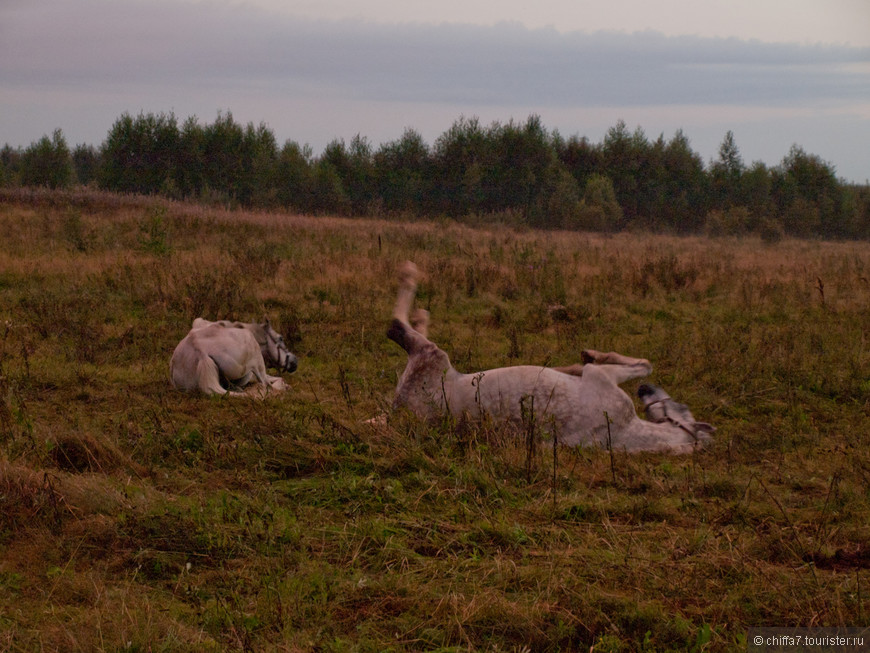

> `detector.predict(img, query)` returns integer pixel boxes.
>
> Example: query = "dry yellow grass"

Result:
[0,189,868,651]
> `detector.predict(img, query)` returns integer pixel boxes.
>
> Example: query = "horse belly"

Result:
[461,368,573,425]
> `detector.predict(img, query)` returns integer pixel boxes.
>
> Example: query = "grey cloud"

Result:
[2,0,868,109]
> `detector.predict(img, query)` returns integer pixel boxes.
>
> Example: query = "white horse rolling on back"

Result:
[387,262,714,453]
[170,317,298,397]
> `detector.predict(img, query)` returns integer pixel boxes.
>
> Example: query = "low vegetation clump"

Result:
[0,189,868,651]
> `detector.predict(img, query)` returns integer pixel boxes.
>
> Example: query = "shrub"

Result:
[704,206,752,237]
[758,217,785,244]
[545,166,582,229]
[575,174,622,232]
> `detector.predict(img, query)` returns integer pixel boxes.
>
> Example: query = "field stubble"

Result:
[0,189,868,652]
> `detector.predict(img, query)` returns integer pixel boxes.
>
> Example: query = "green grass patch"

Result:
[0,191,868,651]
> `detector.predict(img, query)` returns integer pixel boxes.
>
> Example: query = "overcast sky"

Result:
[2,0,869,182]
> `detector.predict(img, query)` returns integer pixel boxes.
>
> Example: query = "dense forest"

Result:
[2,111,868,238]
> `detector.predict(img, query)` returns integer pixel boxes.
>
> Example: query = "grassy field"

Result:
[0,188,868,652]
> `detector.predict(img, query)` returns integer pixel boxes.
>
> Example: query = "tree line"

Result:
[2,111,868,239]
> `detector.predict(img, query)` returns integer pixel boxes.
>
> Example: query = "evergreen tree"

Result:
[601,121,649,222]
[99,112,179,194]
[775,145,842,237]
[374,128,431,214]
[311,156,351,215]
[489,116,558,226]
[241,122,279,206]
[21,129,73,189]
[176,116,206,198]
[432,116,489,217]
[553,133,600,193]
[741,161,773,229]
[3,109,861,238]
[72,144,100,186]
[275,140,316,212]
[201,112,245,202]
[661,130,708,231]
[1,145,22,186]
[711,130,746,208]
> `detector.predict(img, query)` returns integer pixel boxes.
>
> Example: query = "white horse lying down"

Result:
[170,318,298,397]
[386,262,714,453]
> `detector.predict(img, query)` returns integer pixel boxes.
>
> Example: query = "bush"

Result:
[758,217,785,244]
[545,166,582,229]
[575,174,622,232]
[704,206,751,237]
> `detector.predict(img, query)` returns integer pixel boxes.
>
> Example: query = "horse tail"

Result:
[197,355,228,395]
